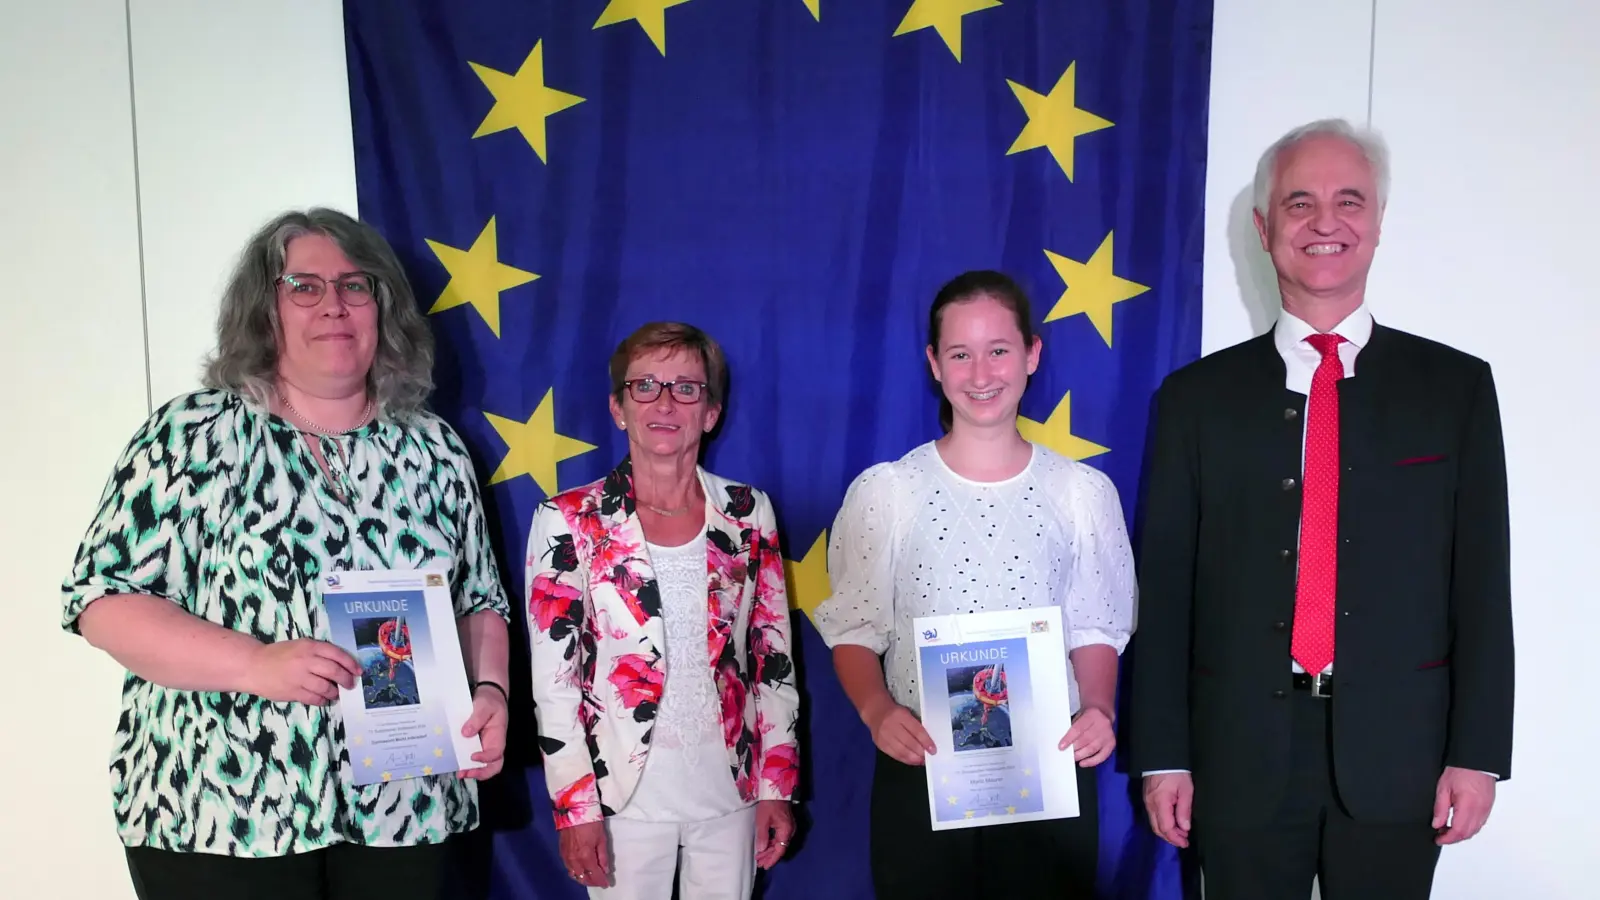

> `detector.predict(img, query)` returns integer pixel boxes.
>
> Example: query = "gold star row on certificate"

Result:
[405,0,1156,620]
[351,731,447,783]
[943,768,1032,818]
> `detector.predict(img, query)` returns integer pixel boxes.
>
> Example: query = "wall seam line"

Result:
[1366,0,1378,126]
[125,0,153,415]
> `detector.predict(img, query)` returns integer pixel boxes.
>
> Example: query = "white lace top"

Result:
[813,441,1137,716]
[616,526,747,822]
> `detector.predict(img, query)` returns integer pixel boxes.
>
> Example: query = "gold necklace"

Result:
[640,501,690,517]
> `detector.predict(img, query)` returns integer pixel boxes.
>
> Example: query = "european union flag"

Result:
[343,1,1211,897]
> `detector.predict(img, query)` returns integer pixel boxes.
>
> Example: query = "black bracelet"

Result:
[472,680,508,702]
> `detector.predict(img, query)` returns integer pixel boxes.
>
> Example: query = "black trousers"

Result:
[869,749,1100,899]
[1194,691,1442,900]
[125,841,451,900]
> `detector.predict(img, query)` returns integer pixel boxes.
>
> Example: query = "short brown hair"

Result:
[608,321,729,407]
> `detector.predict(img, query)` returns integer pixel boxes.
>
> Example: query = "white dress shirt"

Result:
[1276,303,1373,677]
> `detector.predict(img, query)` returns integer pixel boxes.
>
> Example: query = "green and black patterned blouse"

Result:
[61,389,510,857]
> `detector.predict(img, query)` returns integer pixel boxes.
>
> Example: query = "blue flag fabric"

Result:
[343,2,1210,897]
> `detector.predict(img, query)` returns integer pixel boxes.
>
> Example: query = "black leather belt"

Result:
[1292,671,1333,697]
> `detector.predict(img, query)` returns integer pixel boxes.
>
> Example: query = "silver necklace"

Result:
[278,392,375,435]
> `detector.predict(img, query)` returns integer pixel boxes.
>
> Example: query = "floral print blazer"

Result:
[525,459,801,829]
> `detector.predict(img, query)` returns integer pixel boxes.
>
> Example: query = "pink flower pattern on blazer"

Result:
[526,460,801,829]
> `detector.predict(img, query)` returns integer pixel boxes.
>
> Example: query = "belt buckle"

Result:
[1310,671,1332,698]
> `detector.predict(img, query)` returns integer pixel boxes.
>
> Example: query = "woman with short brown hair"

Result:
[527,321,801,898]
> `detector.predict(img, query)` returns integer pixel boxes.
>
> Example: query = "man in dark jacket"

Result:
[1129,117,1513,900]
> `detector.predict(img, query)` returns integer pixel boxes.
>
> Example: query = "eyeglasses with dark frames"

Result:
[621,378,708,404]
[275,272,378,307]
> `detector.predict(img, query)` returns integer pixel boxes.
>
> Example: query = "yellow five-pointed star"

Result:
[1020,788,1030,798]
[469,41,584,163]
[423,766,434,776]
[362,756,373,767]
[484,388,599,496]
[353,736,363,745]
[784,530,831,620]
[893,0,1002,62]
[963,810,975,818]
[425,217,538,338]
[434,748,444,758]
[1043,232,1149,346]
[1007,805,1017,814]
[595,0,694,56]
[802,0,820,19]
[1006,62,1113,181]
[434,727,443,735]
[1019,392,1110,461]
[382,772,392,782]
[947,795,958,805]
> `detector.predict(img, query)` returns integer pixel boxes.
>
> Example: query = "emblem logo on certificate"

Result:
[321,568,481,786]
[913,605,1080,830]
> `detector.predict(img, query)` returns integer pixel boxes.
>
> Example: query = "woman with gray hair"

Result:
[60,208,511,900]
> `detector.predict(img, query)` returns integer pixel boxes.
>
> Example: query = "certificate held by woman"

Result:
[913,605,1081,831]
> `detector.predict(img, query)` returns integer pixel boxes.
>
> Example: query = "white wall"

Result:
[0,2,357,896]
[0,2,149,896]
[130,0,357,405]
[1367,3,1599,896]
[1,1,1590,897]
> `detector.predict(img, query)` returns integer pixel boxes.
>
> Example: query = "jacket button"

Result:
[1272,689,1287,699]
[1273,621,1287,632]
[1280,549,1292,561]
[1284,408,1298,420]
[1282,477,1297,490]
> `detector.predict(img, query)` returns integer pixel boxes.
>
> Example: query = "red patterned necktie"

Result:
[1291,332,1347,675]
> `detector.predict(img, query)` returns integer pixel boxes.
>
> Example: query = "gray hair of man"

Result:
[1252,117,1391,220]
[201,207,435,418]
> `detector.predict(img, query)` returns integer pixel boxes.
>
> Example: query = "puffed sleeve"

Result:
[60,392,224,633]
[525,498,603,829]
[1062,463,1137,653]
[438,422,510,620]
[812,462,900,654]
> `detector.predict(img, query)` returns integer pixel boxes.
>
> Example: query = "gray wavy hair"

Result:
[201,207,435,417]
[1253,118,1391,218]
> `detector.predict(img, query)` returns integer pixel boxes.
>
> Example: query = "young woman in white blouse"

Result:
[812,271,1137,899]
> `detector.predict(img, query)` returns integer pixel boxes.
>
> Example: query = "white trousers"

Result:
[588,805,757,900]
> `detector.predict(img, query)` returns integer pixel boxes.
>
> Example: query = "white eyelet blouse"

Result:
[812,441,1137,717]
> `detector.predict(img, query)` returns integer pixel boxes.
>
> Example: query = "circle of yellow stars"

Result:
[418,0,1154,622]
